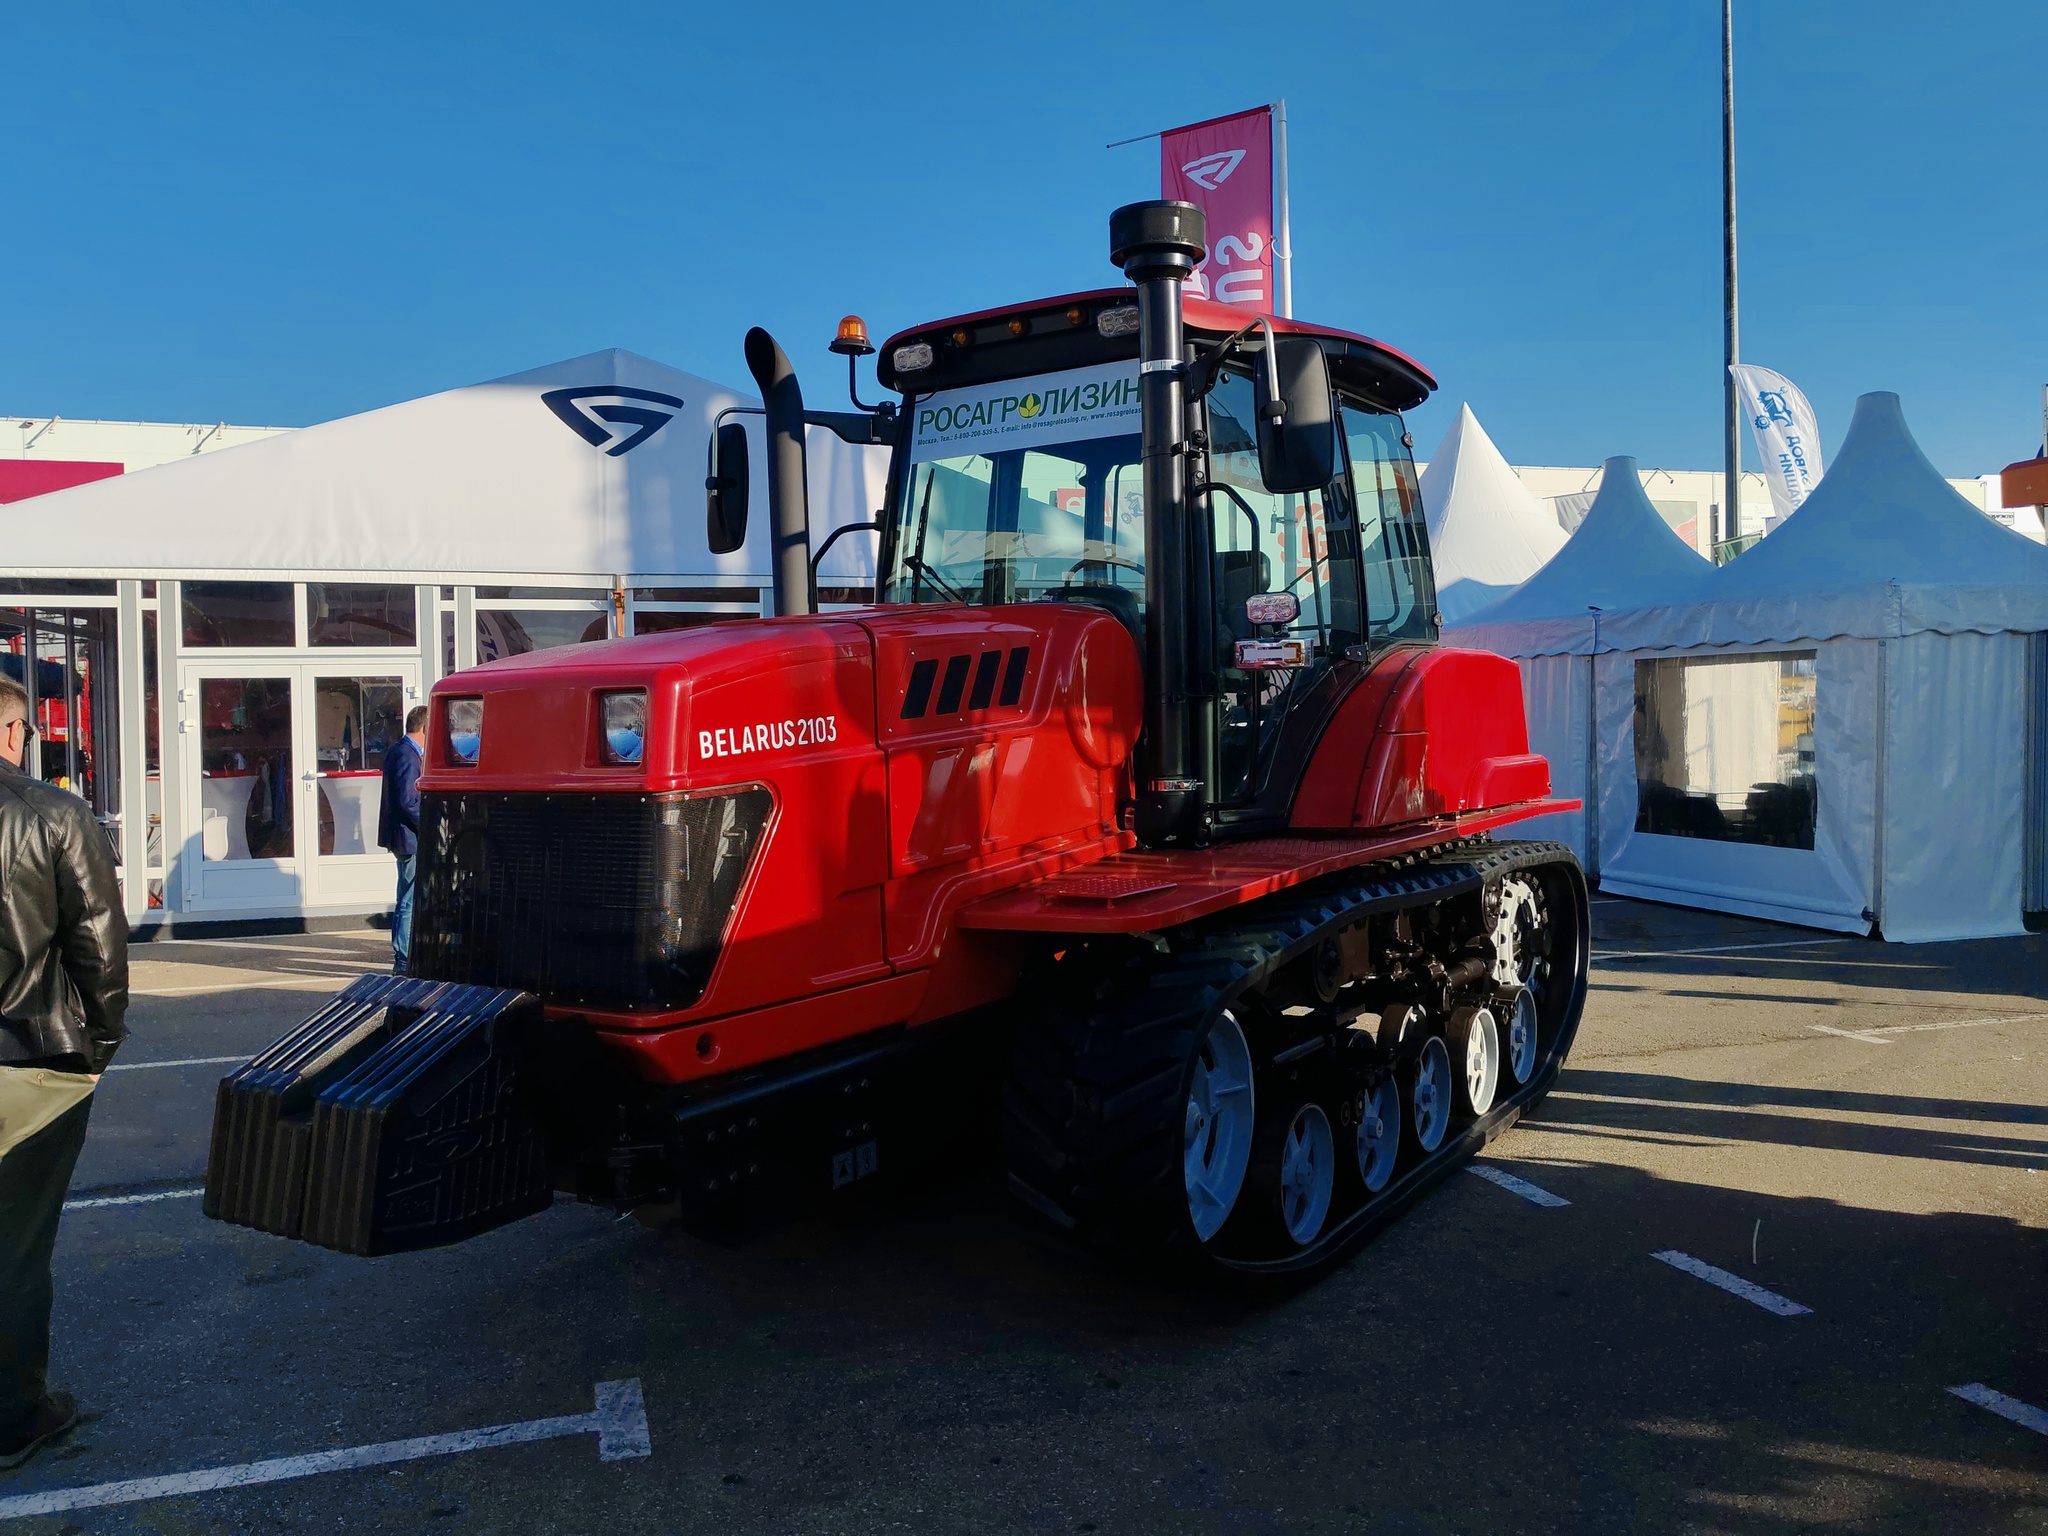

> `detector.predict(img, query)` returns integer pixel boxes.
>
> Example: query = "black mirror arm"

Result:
[1184,316,1284,420]
[809,518,884,583]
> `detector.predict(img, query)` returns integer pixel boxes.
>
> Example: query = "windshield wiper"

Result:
[904,555,970,603]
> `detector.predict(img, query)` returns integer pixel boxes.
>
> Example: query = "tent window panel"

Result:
[308,583,418,647]
[476,607,608,662]
[1634,651,1817,849]
[182,581,294,648]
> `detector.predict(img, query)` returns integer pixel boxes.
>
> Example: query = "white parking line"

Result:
[1949,1382,2048,1437]
[1809,1012,2048,1046]
[106,1055,247,1072]
[1651,1250,1812,1316]
[132,975,358,998]
[0,1379,650,1519]
[1596,937,1855,962]
[1468,1164,1571,1207]
[65,1186,204,1211]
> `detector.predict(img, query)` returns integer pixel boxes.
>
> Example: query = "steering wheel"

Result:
[1063,553,1145,582]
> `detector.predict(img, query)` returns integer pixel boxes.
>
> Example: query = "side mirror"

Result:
[1253,336,1337,495]
[705,421,751,554]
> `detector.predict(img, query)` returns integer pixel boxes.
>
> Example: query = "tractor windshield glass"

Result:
[883,363,1146,611]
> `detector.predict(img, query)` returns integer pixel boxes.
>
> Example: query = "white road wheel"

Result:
[1355,1078,1400,1193]
[1278,1103,1336,1245]
[1449,1005,1500,1118]
[1183,1010,1256,1242]
[1504,987,1539,1085]
[1409,1036,1451,1153]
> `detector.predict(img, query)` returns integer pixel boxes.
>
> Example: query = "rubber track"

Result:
[1002,839,1589,1276]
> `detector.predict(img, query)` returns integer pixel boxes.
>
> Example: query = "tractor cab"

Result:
[867,236,1440,841]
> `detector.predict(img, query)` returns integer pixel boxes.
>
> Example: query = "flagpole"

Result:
[1271,99,1293,318]
[1721,0,1741,555]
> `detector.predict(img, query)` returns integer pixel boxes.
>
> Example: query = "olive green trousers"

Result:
[0,1074,93,1437]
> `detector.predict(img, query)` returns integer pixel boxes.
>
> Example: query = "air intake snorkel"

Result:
[1109,199,1208,847]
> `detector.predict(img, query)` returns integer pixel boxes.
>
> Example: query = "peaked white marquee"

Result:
[1450,455,1716,656]
[1418,404,1568,625]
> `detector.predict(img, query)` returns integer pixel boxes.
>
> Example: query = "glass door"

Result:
[179,661,421,913]
[305,668,418,908]
[180,665,302,912]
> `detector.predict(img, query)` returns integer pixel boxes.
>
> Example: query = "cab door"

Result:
[1199,369,1368,816]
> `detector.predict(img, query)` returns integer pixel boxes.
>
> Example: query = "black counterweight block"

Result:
[203,976,552,1256]
[204,974,446,1238]
[299,984,552,1256]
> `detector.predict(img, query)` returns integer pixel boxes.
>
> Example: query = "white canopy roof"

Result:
[1602,392,2048,650]
[1449,455,1717,656]
[0,348,889,584]
[1418,404,1568,624]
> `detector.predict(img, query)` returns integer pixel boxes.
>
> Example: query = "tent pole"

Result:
[1721,0,1741,556]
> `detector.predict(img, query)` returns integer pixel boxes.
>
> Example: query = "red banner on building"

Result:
[1160,106,1275,314]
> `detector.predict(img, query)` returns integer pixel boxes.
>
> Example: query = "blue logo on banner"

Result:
[1753,390,1796,430]
[542,386,685,456]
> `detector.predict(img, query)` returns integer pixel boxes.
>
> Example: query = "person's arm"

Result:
[397,742,423,837]
[51,804,129,1072]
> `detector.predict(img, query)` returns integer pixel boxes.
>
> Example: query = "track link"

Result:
[1001,839,1590,1278]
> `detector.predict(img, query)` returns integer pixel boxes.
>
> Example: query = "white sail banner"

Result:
[1731,364,1824,526]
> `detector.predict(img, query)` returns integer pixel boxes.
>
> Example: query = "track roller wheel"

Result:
[1447,1004,1501,1118]
[1502,987,1539,1086]
[1407,1035,1452,1153]
[1239,1095,1338,1249]
[1182,1009,1257,1242]
[1354,1078,1399,1193]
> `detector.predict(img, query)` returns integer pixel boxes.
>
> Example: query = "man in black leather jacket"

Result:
[0,676,128,1471]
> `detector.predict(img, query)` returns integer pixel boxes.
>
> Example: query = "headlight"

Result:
[600,690,646,765]
[444,698,484,765]
[892,342,933,374]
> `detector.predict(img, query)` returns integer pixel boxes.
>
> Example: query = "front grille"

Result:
[410,789,772,1011]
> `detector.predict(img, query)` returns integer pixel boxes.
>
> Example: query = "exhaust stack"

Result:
[744,327,815,617]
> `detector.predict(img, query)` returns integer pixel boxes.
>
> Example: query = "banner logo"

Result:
[909,362,1141,462]
[1753,390,1796,430]
[1181,149,1245,190]
[542,386,685,456]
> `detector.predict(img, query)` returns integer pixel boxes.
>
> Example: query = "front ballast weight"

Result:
[1001,841,1590,1278]
[204,975,553,1257]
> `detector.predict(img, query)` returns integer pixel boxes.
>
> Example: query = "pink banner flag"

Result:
[1160,106,1275,313]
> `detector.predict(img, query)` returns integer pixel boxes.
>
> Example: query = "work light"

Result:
[444,698,483,765]
[600,690,646,765]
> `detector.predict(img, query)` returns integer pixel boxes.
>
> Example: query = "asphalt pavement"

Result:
[6,901,2047,1534]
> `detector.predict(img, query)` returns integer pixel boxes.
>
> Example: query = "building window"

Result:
[634,610,741,636]
[1635,651,1817,848]
[308,583,418,647]
[476,608,608,660]
[182,581,295,647]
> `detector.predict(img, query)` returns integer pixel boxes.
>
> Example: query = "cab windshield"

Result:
[882,362,1146,611]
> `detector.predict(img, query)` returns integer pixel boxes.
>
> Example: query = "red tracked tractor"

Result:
[205,202,1588,1278]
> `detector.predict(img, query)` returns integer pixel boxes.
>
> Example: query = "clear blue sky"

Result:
[3,2,2039,476]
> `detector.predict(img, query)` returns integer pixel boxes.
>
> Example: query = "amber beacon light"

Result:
[829,315,875,357]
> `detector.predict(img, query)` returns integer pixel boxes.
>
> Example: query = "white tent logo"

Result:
[542,386,685,456]
[1181,149,1245,191]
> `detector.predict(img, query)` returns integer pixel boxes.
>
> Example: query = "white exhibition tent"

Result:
[0,347,889,586]
[1418,404,1569,625]
[1584,393,2048,942]
[1448,455,1717,867]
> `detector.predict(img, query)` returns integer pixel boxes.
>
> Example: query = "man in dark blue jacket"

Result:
[377,706,428,972]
